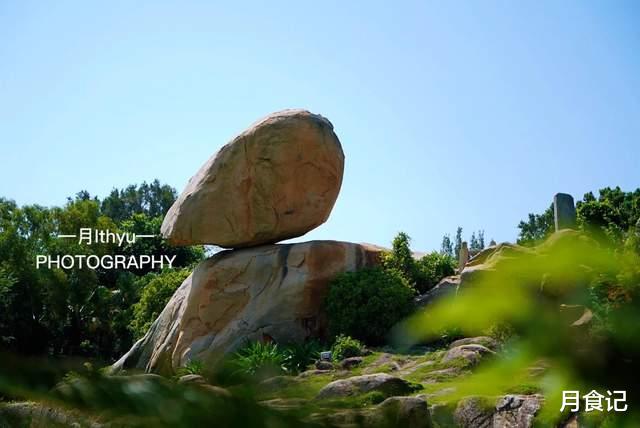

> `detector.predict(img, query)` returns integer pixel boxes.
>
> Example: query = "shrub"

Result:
[381,232,418,282]
[381,232,455,294]
[362,391,386,405]
[331,334,364,361]
[129,269,190,339]
[415,252,456,293]
[282,340,321,374]
[232,341,287,378]
[326,267,415,344]
[177,360,204,377]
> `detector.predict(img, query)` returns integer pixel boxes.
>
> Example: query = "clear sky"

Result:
[1,1,639,251]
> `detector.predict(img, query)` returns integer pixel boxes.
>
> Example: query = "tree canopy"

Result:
[0,182,203,360]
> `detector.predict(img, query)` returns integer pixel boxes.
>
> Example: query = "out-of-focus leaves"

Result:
[396,230,640,425]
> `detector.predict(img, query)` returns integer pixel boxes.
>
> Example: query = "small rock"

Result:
[340,356,363,369]
[442,344,495,366]
[315,360,334,370]
[316,373,421,399]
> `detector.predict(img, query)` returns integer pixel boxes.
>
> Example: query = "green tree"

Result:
[440,234,454,258]
[101,180,176,222]
[381,232,417,283]
[454,227,463,260]
[518,187,640,247]
[517,204,554,246]
[0,180,203,360]
[130,269,191,339]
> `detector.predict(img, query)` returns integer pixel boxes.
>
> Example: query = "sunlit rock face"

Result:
[112,241,382,375]
[161,109,344,248]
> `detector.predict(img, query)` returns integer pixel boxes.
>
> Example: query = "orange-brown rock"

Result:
[161,109,344,248]
[112,241,382,375]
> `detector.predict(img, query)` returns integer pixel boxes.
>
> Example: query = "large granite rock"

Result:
[316,373,421,399]
[112,240,381,375]
[161,109,345,248]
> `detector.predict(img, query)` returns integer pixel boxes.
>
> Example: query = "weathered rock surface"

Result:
[453,395,542,428]
[415,275,460,308]
[443,344,495,366]
[340,356,364,369]
[316,373,420,399]
[449,336,498,350]
[315,360,334,370]
[161,109,345,248]
[112,240,382,375]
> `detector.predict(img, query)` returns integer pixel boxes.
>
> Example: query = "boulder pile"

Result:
[114,110,381,374]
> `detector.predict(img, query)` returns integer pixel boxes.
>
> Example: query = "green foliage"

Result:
[129,269,191,339]
[576,187,640,246]
[232,341,288,378]
[415,252,456,293]
[518,187,640,247]
[383,232,455,293]
[326,267,414,345]
[381,232,417,282]
[440,234,454,258]
[282,340,321,374]
[101,180,176,223]
[120,214,204,276]
[517,204,554,246]
[470,230,485,252]
[362,390,385,405]
[177,360,204,377]
[484,323,516,345]
[0,353,311,428]
[454,227,463,260]
[399,231,640,425]
[0,181,204,360]
[331,335,364,361]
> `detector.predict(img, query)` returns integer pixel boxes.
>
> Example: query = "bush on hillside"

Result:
[382,232,456,294]
[325,267,415,345]
[129,269,190,339]
[331,334,364,361]
[232,341,287,378]
[282,340,322,374]
[415,252,456,293]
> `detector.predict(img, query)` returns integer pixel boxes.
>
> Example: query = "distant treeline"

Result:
[0,180,203,360]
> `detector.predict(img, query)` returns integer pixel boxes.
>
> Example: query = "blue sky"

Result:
[1,1,639,251]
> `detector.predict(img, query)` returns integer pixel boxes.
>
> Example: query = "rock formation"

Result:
[112,110,363,374]
[113,240,382,375]
[161,109,344,248]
